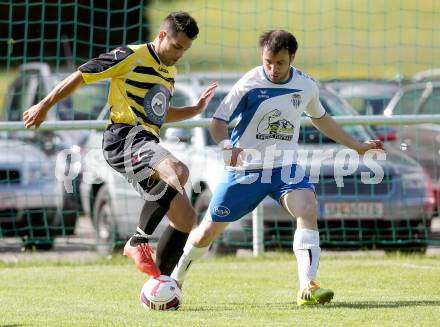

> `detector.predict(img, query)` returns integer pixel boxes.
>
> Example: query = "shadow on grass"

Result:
[183,300,440,311]
[326,300,440,309]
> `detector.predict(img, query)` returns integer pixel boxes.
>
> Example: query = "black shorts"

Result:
[102,123,173,198]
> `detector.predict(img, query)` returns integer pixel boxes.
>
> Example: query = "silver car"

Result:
[383,81,440,208]
[324,79,400,116]
[327,78,440,214]
[4,62,109,235]
[0,139,58,249]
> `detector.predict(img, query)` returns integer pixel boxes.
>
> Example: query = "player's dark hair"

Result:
[259,30,298,55]
[161,11,199,40]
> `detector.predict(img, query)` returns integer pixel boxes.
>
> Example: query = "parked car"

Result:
[324,79,401,142]
[327,78,440,213]
[4,62,109,235]
[0,138,59,249]
[80,76,434,251]
[325,79,401,116]
[383,80,440,209]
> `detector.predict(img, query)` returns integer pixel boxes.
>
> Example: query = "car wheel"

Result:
[92,185,119,252]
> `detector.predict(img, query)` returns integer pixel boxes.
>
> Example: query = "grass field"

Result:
[1,253,439,327]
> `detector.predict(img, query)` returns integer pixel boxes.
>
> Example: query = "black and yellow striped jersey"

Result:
[79,43,176,137]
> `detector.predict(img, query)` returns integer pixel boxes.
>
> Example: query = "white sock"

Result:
[293,228,321,291]
[170,240,208,284]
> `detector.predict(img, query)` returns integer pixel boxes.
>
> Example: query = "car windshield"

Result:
[301,90,372,144]
[57,77,108,120]
[345,96,393,115]
[327,81,398,115]
[391,87,424,115]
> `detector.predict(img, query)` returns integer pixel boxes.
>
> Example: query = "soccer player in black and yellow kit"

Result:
[23,12,218,277]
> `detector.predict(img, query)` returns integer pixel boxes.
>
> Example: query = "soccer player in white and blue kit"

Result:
[171,30,384,305]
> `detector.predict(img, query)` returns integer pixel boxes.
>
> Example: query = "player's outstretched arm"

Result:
[210,118,243,166]
[165,82,218,123]
[311,114,384,155]
[23,70,84,128]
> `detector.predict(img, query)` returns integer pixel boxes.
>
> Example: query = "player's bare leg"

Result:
[281,189,334,305]
[171,219,229,285]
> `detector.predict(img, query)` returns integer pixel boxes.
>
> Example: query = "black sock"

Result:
[138,203,168,235]
[137,180,178,235]
[129,233,149,246]
[155,225,189,276]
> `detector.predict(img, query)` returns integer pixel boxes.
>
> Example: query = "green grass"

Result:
[0,253,439,326]
[147,0,440,79]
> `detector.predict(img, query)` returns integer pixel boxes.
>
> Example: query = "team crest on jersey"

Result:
[256,109,294,141]
[291,93,302,108]
[143,84,170,126]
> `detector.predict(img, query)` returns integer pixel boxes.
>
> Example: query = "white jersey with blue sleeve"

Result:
[213,66,326,169]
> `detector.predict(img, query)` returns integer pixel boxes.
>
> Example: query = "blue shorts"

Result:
[208,164,315,222]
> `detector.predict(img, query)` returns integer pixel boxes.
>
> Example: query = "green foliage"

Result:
[147,0,440,79]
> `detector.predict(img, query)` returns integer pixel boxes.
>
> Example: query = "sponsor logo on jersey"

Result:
[213,205,231,217]
[256,109,294,141]
[258,89,270,99]
[158,66,169,74]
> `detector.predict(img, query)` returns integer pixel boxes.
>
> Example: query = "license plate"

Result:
[323,202,384,219]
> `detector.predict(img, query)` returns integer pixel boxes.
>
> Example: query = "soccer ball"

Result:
[140,275,182,311]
